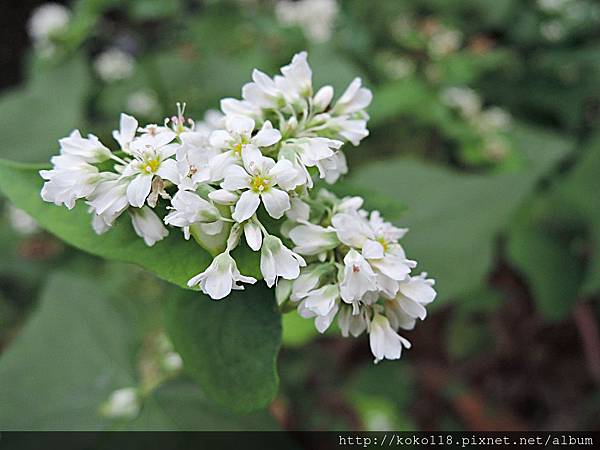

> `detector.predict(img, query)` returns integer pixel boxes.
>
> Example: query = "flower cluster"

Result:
[40,51,435,362]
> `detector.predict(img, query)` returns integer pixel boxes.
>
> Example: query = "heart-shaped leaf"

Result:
[164,284,282,413]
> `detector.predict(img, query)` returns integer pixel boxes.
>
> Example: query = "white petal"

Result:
[252,121,281,147]
[226,115,255,135]
[208,189,239,205]
[232,190,260,222]
[244,221,263,251]
[261,188,290,219]
[156,158,180,183]
[362,239,385,259]
[221,165,251,191]
[126,174,152,207]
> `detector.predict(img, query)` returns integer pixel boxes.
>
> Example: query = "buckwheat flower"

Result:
[327,116,369,146]
[129,206,168,246]
[28,3,70,55]
[187,251,257,300]
[220,97,262,120]
[58,130,112,163]
[122,139,179,208]
[313,85,334,112]
[164,190,222,239]
[369,313,411,363]
[338,305,368,338]
[7,206,38,235]
[40,155,102,209]
[302,284,339,316]
[391,273,437,321]
[290,263,334,301]
[332,78,373,116]
[298,298,340,333]
[209,115,281,180]
[94,48,135,83]
[275,0,338,43]
[221,152,299,222]
[285,137,343,176]
[175,130,219,190]
[441,86,481,118]
[126,91,159,117]
[339,249,378,303]
[100,387,140,420]
[241,52,312,109]
[113,113,139,153]
[87,173,130,232]
[289,222,339,256]
[260,235,306,287]
[317,151,348,184]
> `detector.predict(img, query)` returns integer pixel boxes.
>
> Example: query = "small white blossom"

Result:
[221,151,299,222]
[7,206,38,235]
[100,387,140,420]
[129,206,169,246]
[369,313,411,363]
[260,235,306,287]
[94,48,135,83]
[164,190,222,239]
[28,3,70,55]
[187,251,257,299]
[87,174,130,231]
[275,0,339,43]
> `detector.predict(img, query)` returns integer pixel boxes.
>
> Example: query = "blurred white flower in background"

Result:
[126,91,160,117]
[99,387,140,420]
[7,205,39,235]
[94,48,135,83]
[27,3,70,56]
[275,0,339,42]
[440,86,482,118]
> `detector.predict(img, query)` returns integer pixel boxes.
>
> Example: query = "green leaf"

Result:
[122,379,278,431]
[0,272,278,431]
[164,284,282,413]
[0,57,89,163]
[0,159,259,289]
[507,211,582,321]
[0,272,137,430]
[345,124,573,300]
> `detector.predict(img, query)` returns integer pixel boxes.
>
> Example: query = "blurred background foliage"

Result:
[0,0,599,435]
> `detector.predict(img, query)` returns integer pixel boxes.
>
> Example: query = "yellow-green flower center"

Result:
[250,175,270,193]
[142,158,160,174]
[376,236,389,253]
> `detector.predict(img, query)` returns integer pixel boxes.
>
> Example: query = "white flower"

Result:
[126,91,159,117]
[290,263,332,301]
[94,48,135,83]
[28,3,70,54]
[187,251,256,300]
[209,115,281,180]
[260,235,306,287]
[392,273,437,321]
[175,130,219,189]
[122,139,179,208]
[339,249,377,304]
[221,151,299,222]
[129,206,168,246]
[302,284,339,316]
[100,387,140,420]
[164,190,222,239]
[113,113,139,153]
[275,0,338,43]
[58,130,112,163]
[332,78,372,116]
[316,150,348,184]
[313,85,334,112]
[241,52,312,109]
[7,206,38,235]
[40,155,102,209]
[298,297,340,333]
[328,116,369,146]
[338,305,368,338]
[289,222,339,256]
[87,173,130,231]
[369,313,411,363]
[441,86,481,118]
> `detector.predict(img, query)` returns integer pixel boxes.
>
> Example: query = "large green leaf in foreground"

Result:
[165,284,282,413]
[0,159,259,288]
[0,272,277,430]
